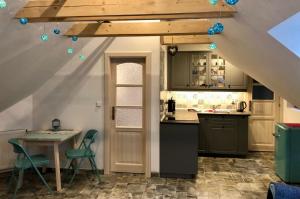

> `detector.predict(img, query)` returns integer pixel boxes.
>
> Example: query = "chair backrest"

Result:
[8,138,31,160]
[79,129,98,150]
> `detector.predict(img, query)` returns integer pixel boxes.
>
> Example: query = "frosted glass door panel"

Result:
[117,87,143,106]
[116,108,143,128]
[117,63,143,85]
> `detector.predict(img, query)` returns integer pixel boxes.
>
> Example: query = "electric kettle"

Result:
[237,101,247,112]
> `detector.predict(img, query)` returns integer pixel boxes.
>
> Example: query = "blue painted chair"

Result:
[7,138,53,199]
[267,182,300,199]
[65,129,100,185]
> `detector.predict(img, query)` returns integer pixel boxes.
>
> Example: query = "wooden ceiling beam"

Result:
[64,20,214,37]
[161,35,212,45]
[16,0,236,22]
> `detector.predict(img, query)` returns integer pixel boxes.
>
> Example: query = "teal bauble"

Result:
[53,28,61,35]
[71,36,78,42]
[0,0,7,9]
[209,42,217,50]
[19,18,28,25]
[213,22,224,33]
[226,0,239,5]
[40,34,49,41]
[67,48,74,54]
[79,55,86,61]
[208,27,215,35]
[209,0,218,5]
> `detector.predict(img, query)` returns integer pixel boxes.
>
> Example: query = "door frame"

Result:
[247,78,280,151]
[104,52,152,177]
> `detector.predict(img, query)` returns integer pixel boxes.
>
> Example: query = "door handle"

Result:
[272,133,280,137]
[112,106,115,120]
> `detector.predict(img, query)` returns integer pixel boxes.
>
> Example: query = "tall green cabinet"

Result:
[275,123,300,183]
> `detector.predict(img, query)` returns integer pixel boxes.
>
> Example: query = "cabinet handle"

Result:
[272,133,280,137]
[186,84,189,87]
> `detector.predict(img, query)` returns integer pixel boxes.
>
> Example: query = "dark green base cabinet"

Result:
[198,114,248,156]
[160,122,198,178]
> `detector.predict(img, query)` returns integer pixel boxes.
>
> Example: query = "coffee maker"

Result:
[168,97,176,113]
[237,101,247,112]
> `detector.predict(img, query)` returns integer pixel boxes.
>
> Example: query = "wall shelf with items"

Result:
[191,53,208,88]
[210,54,226,88]
[168,51,248,91]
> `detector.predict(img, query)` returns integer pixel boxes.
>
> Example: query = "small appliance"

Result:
[237,101,247,112]
[167,97,176,113]
[52,118,61,131]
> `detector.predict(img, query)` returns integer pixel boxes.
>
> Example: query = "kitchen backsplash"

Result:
[160,91,248,111]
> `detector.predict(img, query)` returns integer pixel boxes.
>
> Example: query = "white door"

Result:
[104,53,151,176]
[249,80,279,151]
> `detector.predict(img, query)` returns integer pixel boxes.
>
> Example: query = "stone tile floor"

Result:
[0,152,281,199]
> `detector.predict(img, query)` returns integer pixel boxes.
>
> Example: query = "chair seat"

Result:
[65,149,95,159]
[15,154,49,169]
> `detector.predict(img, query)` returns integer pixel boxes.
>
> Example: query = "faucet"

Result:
[212,104,222,111]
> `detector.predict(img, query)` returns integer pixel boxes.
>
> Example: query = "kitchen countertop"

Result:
[161,110,200,124]
[197,111,251,116]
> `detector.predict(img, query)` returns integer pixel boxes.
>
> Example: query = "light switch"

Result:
[96,101,102,108]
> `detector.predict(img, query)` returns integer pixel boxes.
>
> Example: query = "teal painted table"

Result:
[19,130,82,192]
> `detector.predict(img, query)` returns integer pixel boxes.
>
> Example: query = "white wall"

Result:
[215,0,300,107]
[282,99,300,123]
[32,37,161,172]
[0,96,32,131]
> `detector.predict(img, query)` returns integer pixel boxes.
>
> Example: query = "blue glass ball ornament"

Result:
[226,0,239,5]
[67,48,74,54]
[40,34,49,41]
[19,18,29,25]
[0,0,7,9]
[79,54,86,61]
[71,36,78,42]
[209,42,217,50]
[53,28,61,35]
[208,27,215,35]
[213,22,224,33]
[209,0,218,5]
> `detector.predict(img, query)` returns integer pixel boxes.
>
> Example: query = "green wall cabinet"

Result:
[168,52,248,91]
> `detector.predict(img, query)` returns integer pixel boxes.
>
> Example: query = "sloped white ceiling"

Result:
[0,0,88,111]
[215,0,300,106]
[1,0,300,112]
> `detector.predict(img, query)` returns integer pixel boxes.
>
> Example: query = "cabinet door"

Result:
[198,117,209,152]
[209,54,226,89]
[169,52,190,89]
[207,118,238,154]
[226,62,247,89]
[190,52,209,88]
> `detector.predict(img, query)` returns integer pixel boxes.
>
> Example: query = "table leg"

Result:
[53,143,62,192]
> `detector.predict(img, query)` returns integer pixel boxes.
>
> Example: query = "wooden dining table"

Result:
[19,130,82,192]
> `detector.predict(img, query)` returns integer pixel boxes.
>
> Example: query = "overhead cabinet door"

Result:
[169,52,190,89]
[226,62,247,89]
